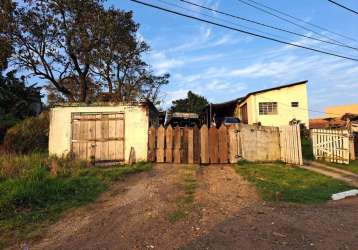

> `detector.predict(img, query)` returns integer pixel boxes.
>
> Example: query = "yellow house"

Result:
[49,102,158,163]
[325,104,358,118]
[235,81,309,127]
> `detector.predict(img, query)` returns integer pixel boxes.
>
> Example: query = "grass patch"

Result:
[0,154,152,248]
[168,166,197,223]
[301,136,314,160]
[324,160,358,174]
[234,162,353,203]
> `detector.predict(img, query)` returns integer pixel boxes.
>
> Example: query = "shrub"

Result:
[0,114,20,143]
[3,112,49,154]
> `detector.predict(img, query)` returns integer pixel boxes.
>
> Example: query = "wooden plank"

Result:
[311,129,316,160]
[108,114,116,161]
[296,125,303,165]
[291,125,298,164]
[95,114,102,161]
[118,115,125,161]
[200,125,209,164]
[193,126,200,164]
[209,127,219,163]
[71,117,80,158]
[88,117,96,162]
[343,130,349,164]
[165,125,173,163]
[148,126,156,162]
[100,115,109,161]
[79,115,88,160]
[156,125,165,163]
[280,126,287,163]
[218,125,228,163]
[181,128,189,164]
[228,125,238,163]
[279,127,284,162]
[187,128,194,164]
[174,126,181,163]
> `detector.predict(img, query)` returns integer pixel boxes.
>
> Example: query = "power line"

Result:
[157,0,291,43]
[180,0,358,52]
[130,0,358,62]
[244,0,358,42]
[237,0,352,46]
[328,0,358,15]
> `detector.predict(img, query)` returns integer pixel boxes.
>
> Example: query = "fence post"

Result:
[174,126,181,163]
[193,126,200,164]
[218,125,229,163]
[182,128,189,164]
[209,127,219,163]
[228,125,239,163]
[200,125,209,164]
[148,126,156,162]
[165,125,173,163]
[187,127,194,164]
[156,125,165,163]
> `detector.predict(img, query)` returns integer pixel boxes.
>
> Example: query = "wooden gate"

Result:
[71,113,124,162]
[279,125,303,165]
[148,125,232,164]
[311,129,350,164]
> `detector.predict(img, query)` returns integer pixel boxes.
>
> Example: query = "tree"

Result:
[12,0,169,103]
[0,0,15,71]
[0,71,43,141]
[0,71,43,118]
[170,91,208,113]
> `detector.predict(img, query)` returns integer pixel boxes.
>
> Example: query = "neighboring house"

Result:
[310,113,358,131]
[309,117,346,129]
[201,81,309,128]
[49,101,158,163]
[325,104,358,118]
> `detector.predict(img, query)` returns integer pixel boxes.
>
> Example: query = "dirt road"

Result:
[21,164,358,250]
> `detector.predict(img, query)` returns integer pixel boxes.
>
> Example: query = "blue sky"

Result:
[115,1,357,117]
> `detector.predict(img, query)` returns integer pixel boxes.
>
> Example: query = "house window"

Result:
[259,102,278,115]
[291,102,299,107]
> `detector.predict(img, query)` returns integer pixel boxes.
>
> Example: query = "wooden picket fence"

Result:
[311,129,350,164]
[148,124,303,165]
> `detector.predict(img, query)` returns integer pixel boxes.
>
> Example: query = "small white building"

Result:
[49,102,158,163]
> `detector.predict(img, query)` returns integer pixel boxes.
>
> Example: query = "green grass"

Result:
[301,136,314,160]
[0,154,152,248]
[324,160,358,174]
[234,162,353,204]
[168,166,198,223]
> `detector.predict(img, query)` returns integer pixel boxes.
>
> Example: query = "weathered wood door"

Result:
[279,125,303,165]
[71,113,124,162]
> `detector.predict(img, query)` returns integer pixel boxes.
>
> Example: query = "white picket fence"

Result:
[279,125,303,165]
[311,129,350,164]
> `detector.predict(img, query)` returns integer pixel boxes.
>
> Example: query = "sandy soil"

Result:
[15,164,358,250]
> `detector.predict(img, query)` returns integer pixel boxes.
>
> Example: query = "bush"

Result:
[0,114,20,143]
[3,112,49,154]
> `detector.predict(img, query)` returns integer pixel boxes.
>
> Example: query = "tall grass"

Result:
[0,154,152,247]
[0,153,48,180]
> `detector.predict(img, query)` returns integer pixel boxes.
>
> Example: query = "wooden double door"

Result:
[71,113,124,162]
